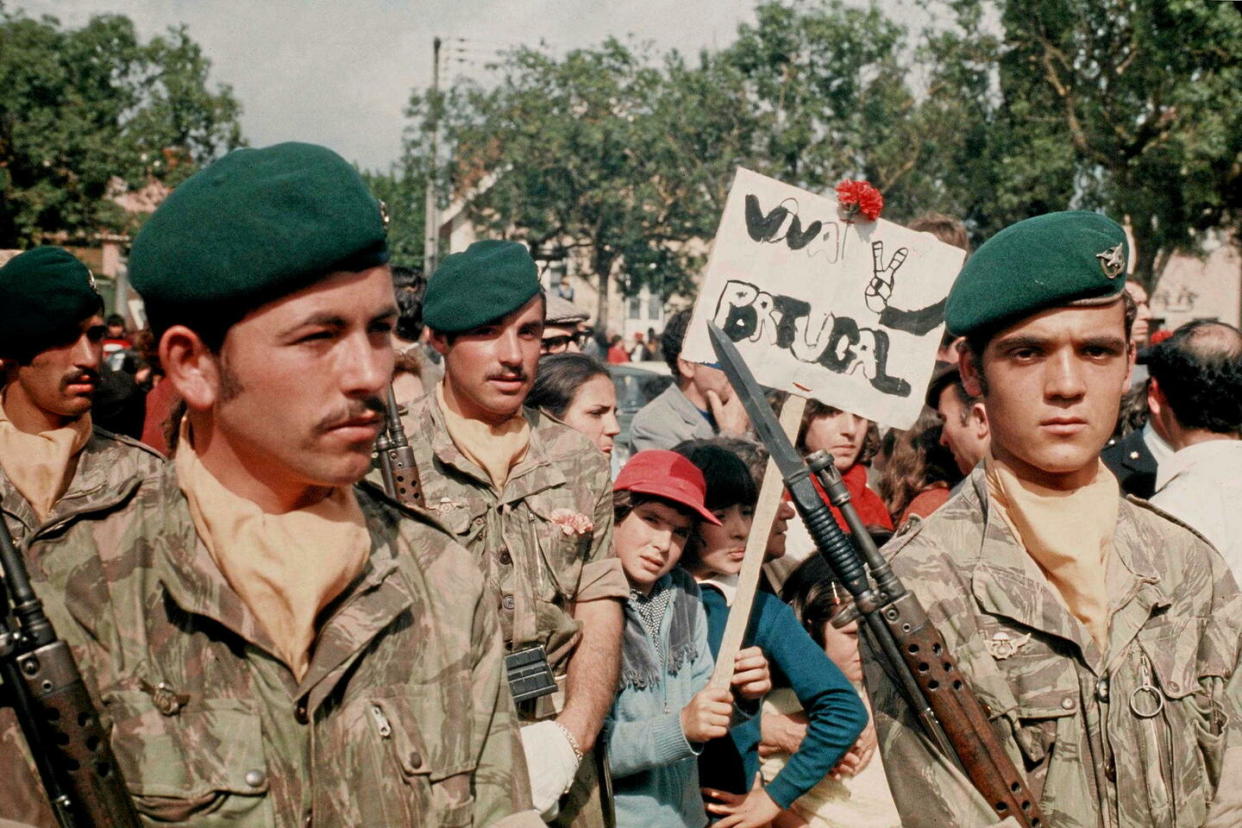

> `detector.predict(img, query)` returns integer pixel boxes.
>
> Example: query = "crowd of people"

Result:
[0,140,1240,828]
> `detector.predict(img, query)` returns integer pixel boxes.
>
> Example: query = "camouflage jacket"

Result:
[863,467,1242,828]
[403,395,625,672]
[2,464,541,828]
[0,425,164,548]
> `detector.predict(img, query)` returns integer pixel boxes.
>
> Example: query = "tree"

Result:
[929,0,1242,289]
[0,10,243,247]
[360,167,425,268]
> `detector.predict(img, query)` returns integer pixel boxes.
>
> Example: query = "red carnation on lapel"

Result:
[835,179,884,222]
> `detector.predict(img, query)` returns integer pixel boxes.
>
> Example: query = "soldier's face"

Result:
[207,267,397,491]
[963,302,1132,490]
[615,500,693,593]
[432,296,544,425]
[4,315,104,429]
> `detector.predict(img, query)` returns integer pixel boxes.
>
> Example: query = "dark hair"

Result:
[1147,320,1242,434]
[527,353,610,419]
[660,308,691,374]
[907,212,970,253]
[106,313,126,328]
[613,489,696,524]
[878,406,960,519]
[795,399,878,465]
[963,294,1136,394]
[673,440,757,510]
[392,265,428,342]
[780,556,844,650]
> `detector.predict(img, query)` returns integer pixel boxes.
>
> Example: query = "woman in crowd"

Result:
[761,556,901,827]
[674,441,867,828]
[606,450,771,827]
[527,352,621,456]
[877,407,961,527]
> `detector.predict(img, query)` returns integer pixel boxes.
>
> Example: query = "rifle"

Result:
[375,384,424,507]
[706,323,1045,828]
[0,505,140,827]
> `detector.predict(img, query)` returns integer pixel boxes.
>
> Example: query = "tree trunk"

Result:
[595,267,611,335]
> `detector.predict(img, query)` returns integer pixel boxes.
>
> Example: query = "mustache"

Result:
[314,396,385,433]
[488,368,528,382]
[60,369,100,389]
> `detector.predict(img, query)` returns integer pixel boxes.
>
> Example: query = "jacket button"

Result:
[499,551,512,566]
[295,702,309,724]
[1061,697,1076,711]
[408,750,422,768]
[502,595,515,611]
[244,769,266,788]
[1129,451,1140,460]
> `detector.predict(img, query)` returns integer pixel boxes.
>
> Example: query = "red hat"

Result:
[614,450,721,525]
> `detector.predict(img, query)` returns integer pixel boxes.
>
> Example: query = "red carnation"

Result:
[835,179,884,222]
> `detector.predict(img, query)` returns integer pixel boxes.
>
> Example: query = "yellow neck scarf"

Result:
[175,422,369,680]
[436,381,530,490]
[0,392,92,521]
[985,453,1118,648]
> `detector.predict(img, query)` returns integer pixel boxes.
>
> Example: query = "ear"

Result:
[958,347,984,398]
[969,402,989,439]
[428,328,451,357]
[1145,376,1164,420]
[675,356,696,382]
[160,325,221,412]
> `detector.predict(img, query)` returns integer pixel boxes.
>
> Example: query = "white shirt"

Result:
[1150,439,1242,581]
[1142,421,1175,468]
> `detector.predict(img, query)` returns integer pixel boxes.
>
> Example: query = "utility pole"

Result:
[423,35,442,278]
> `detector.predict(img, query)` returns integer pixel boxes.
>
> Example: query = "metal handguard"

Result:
[376,386,424,508]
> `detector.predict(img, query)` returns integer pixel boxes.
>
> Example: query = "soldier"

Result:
[2,143,540,826]
[0,247,167,822]
[864,212,1242,826]
[407,240,628,826]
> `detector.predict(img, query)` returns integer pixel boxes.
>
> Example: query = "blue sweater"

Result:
[605,569,714,827]
[698,582,867,809]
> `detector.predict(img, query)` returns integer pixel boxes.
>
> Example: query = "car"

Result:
[608,360,673,474]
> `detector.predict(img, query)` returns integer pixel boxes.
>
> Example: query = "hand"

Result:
[831,719,876,779]
[703,773,782,828]
[759,710,807,758]
[681,686,733,744]
[520,720,582,818]
[731,646,771,701]
[706,388,750,437]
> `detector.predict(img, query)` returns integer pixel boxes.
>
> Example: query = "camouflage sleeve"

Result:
[1202,554,1242,827]
[0,710,57,828]
[573,464,625,603]
[468,579,541,825]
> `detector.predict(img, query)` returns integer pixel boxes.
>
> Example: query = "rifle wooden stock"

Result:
[0,508,140,828]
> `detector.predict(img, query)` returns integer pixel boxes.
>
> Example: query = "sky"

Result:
[15,0,776,172]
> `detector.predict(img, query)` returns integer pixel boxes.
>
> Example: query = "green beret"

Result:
[0,247,102,359]
[946,211,1128,337]
[424,240,541,332]
[129,142,388,323]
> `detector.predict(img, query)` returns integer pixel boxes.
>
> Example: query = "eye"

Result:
[297,330,335,344]
[369,320,395,336]
[674,527,690,539]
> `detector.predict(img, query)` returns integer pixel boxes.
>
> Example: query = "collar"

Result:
[1155,437,1242,492]
[696,572,740,606]
[1141,422,1175,466]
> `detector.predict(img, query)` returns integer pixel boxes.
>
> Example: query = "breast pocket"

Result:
[106,690,274,826]
[340,677,479,828]
[525,498,593,602]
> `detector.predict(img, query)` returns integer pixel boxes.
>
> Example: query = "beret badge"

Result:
[1096,243,1125,280]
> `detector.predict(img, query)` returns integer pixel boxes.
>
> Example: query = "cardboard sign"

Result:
[682,168,965,429]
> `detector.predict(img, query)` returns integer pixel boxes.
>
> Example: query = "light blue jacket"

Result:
[605,569,714,827]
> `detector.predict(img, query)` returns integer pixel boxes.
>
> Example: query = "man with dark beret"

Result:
[1,144,540,827]
[406,239,627,826]
[862,211,1242,826]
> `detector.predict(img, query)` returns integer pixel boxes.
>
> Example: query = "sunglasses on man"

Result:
[540,331,587,354]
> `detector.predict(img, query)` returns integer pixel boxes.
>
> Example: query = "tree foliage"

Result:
[406,0,1241,315]
[0,9,243,247]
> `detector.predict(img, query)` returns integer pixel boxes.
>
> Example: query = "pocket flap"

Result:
[370,679,475,782]
[107,690,268,800]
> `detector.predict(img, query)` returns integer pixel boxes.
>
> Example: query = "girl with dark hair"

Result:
[878,407,961,527]
[527,353,621,456]
[672,441,866,828]
[605,451,771,827]
[760,557,900,827]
